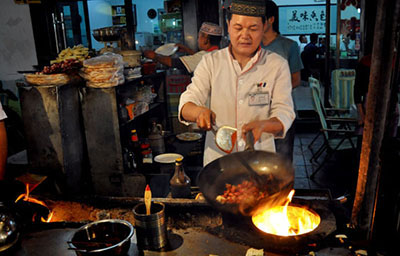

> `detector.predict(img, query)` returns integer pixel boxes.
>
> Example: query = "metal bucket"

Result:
[132,202,167,250]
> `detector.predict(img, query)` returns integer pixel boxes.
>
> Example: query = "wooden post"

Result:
[351,0,400,238]
[324,0,331,107]
[124,0,135,50]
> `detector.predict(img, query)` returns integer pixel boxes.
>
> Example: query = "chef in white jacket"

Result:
[178,0,295,166]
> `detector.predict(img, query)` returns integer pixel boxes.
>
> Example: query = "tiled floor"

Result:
[293,131,359,199]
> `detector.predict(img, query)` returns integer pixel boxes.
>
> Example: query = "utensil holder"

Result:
[132,202,167,250]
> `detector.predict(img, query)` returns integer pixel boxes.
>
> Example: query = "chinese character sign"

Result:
[279,5,337,35]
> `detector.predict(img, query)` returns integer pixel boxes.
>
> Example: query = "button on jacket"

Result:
[178,46,295,166]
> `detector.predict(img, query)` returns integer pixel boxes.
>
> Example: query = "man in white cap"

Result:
[144,22,222,73]
[179,0,295,166]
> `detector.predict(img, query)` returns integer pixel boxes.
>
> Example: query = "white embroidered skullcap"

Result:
[199,22,222,36]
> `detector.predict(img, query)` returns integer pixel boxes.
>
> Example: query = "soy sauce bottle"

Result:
[170,158,191,198]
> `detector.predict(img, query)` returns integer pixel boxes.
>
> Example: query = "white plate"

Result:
[155,43,178,56]
[154,153,184,164]
[176,132,202,141]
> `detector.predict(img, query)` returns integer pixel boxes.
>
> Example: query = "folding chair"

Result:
[308,77,358,179]
[330,69,356,112]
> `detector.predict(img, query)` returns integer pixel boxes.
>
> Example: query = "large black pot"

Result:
[197,133,294,216]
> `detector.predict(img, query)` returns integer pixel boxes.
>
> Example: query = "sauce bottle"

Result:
[170,158,191,198]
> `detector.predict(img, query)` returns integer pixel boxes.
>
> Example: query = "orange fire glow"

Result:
[15,183,54,222]
[252,190,320,236]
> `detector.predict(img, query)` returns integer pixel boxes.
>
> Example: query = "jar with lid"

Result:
[148,122,165,156]
[170,158,191,198]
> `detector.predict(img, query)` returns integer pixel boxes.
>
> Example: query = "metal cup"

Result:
[132,202,167,250]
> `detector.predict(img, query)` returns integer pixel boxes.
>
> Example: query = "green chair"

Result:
[330,69,356,110]
[308,77,358,179]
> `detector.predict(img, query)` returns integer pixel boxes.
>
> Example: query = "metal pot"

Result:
[197,132,294,216]
[68,219,134,256]
[92,26,122,42]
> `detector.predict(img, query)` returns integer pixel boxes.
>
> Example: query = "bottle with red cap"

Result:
[140,142,153,165]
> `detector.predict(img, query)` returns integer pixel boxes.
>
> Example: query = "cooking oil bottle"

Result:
[170,158,191,198]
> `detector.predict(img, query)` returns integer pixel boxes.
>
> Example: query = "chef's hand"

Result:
[176,43,195,55]
[242,118,284,143]
[196,107,216,131]
[181,103,216,130]
[176,43,186,52]
[144,50,156,59]
[241,120,266,143]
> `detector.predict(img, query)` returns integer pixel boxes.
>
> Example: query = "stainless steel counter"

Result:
[11,226,249,256]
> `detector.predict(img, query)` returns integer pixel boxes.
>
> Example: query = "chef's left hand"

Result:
[242,118,284,143]
[241,120,267,143]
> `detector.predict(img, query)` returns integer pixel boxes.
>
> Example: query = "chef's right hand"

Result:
[196,107,216,131]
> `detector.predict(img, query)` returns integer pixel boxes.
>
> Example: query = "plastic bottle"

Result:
[140,142,153,165]
[170,158,191,198]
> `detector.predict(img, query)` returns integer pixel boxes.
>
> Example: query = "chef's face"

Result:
[228,14,266,58]
[197,32,209,51]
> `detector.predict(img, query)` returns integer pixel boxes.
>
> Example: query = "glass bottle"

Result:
[130,129,142,172]
[170,158,191,198]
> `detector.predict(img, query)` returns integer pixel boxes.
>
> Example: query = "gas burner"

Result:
[208,198,337,254]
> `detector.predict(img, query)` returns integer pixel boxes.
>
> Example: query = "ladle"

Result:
[212,125,237,153]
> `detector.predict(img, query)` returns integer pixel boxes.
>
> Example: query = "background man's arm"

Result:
[176,43,196,55]
[291,71,301,88]
[143,50,172,67]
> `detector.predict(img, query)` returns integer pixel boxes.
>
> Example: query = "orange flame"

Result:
[252,190,320,236]
[15,183,54,223]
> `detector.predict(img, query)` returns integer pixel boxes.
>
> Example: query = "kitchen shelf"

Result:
[112,5,126,25]
[120,102,163,127]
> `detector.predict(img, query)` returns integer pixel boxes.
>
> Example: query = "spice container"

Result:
[120,50,142,67]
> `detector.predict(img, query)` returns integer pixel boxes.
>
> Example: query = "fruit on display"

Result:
[50,44,89,64]
[40,59,82,74]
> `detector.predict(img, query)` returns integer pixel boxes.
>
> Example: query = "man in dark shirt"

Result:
[301,33,320,81]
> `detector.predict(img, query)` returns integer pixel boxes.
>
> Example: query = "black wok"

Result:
[197,133,294,216]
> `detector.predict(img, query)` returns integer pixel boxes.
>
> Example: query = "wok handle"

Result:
[211,125,218,136]
[244,131,254,151]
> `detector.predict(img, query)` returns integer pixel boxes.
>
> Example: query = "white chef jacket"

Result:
[178,46,295,166]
